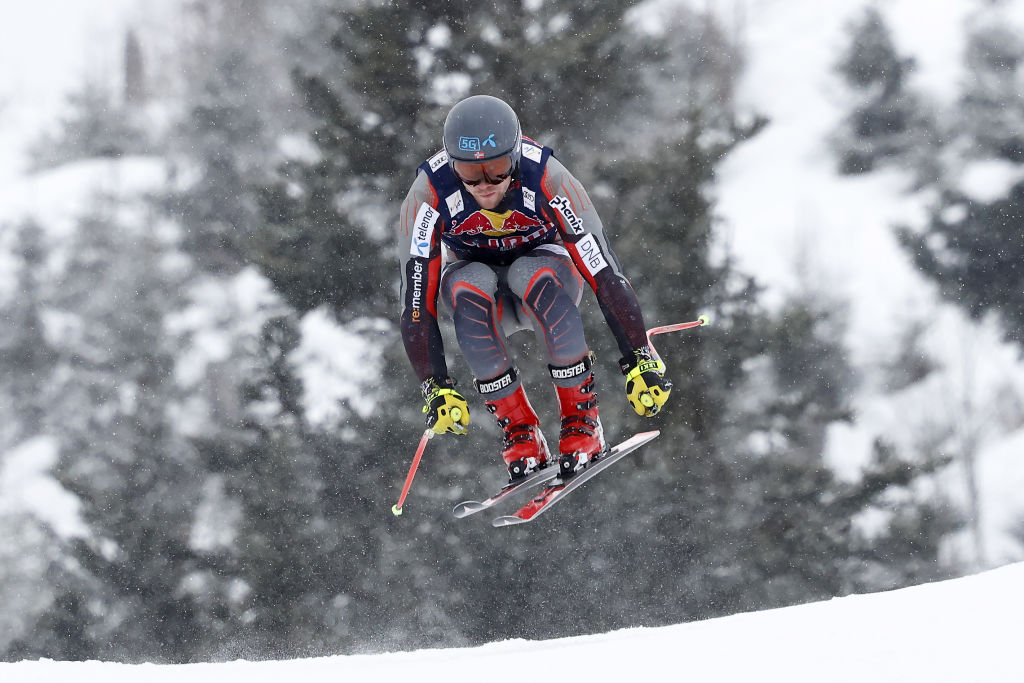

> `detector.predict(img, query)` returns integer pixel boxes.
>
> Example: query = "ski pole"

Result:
[391,406,464,516]
[392,429,433,516]
[646,314,710,358]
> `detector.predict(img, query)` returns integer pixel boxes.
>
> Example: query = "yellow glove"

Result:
[620,347,673,417]
[421,377,470,435]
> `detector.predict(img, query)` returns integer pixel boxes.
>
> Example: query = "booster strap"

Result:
[475,367,519,395]
[548,354,593,382]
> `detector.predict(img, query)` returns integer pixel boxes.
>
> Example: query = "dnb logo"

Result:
[458,134,497,158]
[450,209,543,237]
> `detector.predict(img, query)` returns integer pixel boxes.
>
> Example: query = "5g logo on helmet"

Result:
[458,134,498,153]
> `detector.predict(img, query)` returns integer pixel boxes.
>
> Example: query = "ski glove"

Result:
[620,346,673,417]
[421,376,470,435]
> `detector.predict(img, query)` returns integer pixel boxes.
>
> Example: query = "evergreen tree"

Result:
[843,439,959,591]
[28,83,150,171]
[832,7,937,176]
[0,221,57,442]
[21,212,209,662]
[899,183,1024,346]
[959,18,1024,162]
[895,10,1024,347]
[0,225,76,662]
[165,1,301,275]
[725,292,956,599]
[879,318,938,392]
[23,0,961,660]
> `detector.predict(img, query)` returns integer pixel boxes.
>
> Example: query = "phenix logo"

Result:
[548,195,584,235]
[450,210,544,237]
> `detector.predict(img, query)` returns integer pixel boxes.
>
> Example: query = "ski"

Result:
[453,464,560,518]
[492,430,660,527]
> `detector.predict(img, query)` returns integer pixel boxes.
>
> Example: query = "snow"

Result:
[2,0,1024,673]
[167,267,287,388]
[972,427,1024,562]
[959,159,1024,203]
[716,0,936,343]
[712,0,1024,564]
[0,1,138,184]
[3,562,1022,681]
[0,436,86,540]
[292,311,391,426]
[0,157,169,243]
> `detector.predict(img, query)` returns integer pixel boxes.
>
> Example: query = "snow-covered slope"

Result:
[4,562,1022,682]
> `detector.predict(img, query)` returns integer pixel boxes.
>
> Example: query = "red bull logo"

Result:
[449,209,545,237]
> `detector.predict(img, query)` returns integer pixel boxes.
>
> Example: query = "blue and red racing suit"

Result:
[396,136,649,383]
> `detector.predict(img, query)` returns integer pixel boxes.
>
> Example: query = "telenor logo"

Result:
[410,203,439,257]
[458,134,497,152]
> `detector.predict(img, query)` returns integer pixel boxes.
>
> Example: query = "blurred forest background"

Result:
[2,0,1024,664]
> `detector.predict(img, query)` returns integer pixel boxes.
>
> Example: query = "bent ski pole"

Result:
[646,314,710,358]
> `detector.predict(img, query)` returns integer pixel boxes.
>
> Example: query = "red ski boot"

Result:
[485,385,551,481]
[554,373,606,476]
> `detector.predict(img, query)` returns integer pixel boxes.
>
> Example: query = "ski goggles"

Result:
[451,156,515,186]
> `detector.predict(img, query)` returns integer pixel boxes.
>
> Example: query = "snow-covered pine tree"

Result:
[831,7,937,177]
[3,205,207,662]
[959,17,1024,162]
[898,9,1024,347]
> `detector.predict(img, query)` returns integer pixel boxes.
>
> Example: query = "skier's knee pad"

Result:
[507,246,583,306]
[449,281,511,380]
[518,272,588,365]
[440,260,499,311]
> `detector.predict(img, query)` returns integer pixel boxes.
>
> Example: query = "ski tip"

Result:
[492,515,525,527]
[452,501,485,518]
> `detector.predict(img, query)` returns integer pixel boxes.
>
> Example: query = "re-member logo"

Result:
[410,260,424,322]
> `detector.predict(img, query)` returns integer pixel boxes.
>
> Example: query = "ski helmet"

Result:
[443,95,522,168]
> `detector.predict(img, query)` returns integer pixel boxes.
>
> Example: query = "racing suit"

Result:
[396,136,649,401]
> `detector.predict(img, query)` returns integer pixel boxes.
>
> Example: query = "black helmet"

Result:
[443,95,522,166]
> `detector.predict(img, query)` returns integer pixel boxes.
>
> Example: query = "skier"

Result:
[396,94,672,481]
